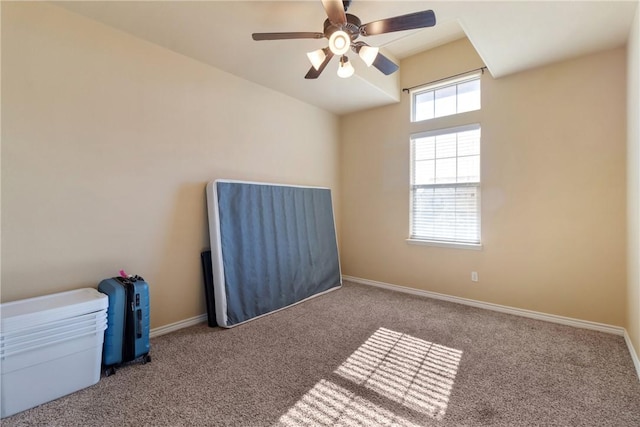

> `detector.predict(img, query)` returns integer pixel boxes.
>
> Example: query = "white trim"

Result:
[624,330,640,381]
[410,72,482,123]
[409,125,482,246]
[406,239,482,250]
[412,123,481,139]
[343,275,625,336]
[150,314,207,338]
[149,279,640,382]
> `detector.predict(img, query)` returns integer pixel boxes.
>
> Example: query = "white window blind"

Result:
[410,124,481,244]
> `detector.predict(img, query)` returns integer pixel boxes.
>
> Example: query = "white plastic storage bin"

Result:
[0,288,108,418]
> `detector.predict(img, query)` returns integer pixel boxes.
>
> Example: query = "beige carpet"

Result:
[3,281,640,426]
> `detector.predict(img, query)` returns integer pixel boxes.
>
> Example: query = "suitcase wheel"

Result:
[104,366,117,377]
[142,354,151,364]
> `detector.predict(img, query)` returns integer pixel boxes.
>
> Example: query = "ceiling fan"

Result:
[252,0,436,79]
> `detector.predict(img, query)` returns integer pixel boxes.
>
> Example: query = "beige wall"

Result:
[627,6,640,362]
[340,38,628,326]
[0,3,340,328]
[1,2,633,339]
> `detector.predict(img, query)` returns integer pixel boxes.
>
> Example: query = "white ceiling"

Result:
[55,1,638,115]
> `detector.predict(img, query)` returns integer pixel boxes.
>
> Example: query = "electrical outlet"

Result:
[471,271,479,282]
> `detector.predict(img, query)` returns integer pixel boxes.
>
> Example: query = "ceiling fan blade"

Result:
[305,49,334,79]
[252,32,324,41]
[361,10,436,36]
[372,52,399,75]
[321,0,347,25]
[352,41,397,75]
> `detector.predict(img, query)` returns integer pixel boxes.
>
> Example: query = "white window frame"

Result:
[408,124,482,250]
[410,71,482,123]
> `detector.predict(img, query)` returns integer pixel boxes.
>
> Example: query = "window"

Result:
[410,124,481,247]
[411,73,481,122]
[408,71,483,248]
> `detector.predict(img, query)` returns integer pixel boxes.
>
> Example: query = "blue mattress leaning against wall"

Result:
[206,180,342,328]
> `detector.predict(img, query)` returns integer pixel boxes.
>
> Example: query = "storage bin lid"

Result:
[1,288,108,332]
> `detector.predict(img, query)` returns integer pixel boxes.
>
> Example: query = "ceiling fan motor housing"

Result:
[323,14,362,41]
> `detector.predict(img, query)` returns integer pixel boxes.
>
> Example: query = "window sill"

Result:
[406,239,483,251]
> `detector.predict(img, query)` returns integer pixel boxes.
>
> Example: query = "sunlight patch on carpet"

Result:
[334,328,462,420]
[276,328,462,426]
[276,379,421,427]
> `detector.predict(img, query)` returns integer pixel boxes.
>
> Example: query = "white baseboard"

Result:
[146,278,640,382]
[342,275,625,336]
[624,330,640,381]
[150,314,208,338]
[344,275,640,381]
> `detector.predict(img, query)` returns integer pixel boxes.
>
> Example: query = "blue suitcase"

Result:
[98,276,151,375]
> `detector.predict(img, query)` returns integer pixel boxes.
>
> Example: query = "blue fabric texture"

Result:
[216,182,341,326]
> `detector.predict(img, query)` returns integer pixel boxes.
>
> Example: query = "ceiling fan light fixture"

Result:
[358,45,379,67]
[307,49,327,70]
[252,2,436,79]
[329,30,351,55]
[337,55,355,78]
